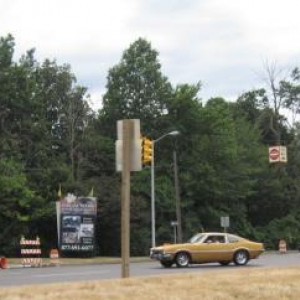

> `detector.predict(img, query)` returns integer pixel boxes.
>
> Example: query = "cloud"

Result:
[1,0,300,108]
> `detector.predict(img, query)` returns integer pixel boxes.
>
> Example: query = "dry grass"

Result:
[7,257,150,265]
[1,267,300,300]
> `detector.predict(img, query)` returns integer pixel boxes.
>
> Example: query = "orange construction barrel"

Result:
[49,249,60,265]
[0,257,8,269]
[279,239,287,254]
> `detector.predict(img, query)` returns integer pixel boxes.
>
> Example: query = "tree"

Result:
[99,38,173,136]
[280,67,300,125]
[0,158,44,254]
[258,61,292,145]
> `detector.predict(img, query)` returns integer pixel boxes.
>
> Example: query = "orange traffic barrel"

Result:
[49,249,60,266]
[0,257,8,269]
[279,239,287,254]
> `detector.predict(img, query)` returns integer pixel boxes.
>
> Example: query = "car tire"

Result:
[175,252,190,268]
[233,250,249,266]
[160,261,173,268]
[219,261,230,266]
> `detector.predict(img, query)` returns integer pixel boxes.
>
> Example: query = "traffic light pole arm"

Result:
[154,133,172,144]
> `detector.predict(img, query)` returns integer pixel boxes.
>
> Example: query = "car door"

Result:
[189,235,226,263]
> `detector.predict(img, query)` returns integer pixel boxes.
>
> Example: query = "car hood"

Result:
[152,243,191,252]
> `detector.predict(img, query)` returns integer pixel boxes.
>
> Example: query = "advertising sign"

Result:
[59,195,97,252]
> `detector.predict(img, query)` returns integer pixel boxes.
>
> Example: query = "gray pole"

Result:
[174,225,177,243]
[150,131,179,249]
[151,141,156,248]
[173,149,182,243]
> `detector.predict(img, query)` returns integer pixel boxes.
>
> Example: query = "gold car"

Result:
[150,232,264,268]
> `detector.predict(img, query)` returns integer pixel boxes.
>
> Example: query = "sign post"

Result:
[121,119,131,278]
[171,221,178,243]
[220,216,230,233]
[116,119,141,278]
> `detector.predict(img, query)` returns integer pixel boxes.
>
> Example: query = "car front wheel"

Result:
[233,250,249,266]
[175,252,190,268]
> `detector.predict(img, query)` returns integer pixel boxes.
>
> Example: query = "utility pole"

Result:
[121,120,131,278]
[173,149,182,243]
[116,119,142,278]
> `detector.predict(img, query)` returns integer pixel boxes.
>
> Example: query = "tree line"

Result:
[1,34,300,256]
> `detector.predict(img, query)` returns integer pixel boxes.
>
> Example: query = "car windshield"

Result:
[188,233,205,243]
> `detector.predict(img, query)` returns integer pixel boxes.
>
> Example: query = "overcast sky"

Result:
[1,0,300,110]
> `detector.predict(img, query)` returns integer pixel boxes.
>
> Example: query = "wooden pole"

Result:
[121,120,131,278]
[173,149,182,243]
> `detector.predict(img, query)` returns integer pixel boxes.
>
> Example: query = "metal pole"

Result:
[150,131,179,248]
[174,225,177,243]
[151,141,155,248]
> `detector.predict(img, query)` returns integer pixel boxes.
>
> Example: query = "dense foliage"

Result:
[1,35,300,256]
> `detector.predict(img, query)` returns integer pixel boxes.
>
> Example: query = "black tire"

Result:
[233,250,249,266]
[160,261,173,268]
[175,252,190,268]
[219,261,231,266]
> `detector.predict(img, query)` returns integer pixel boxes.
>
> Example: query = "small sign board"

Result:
[220,216,230,228]
[269,146,287,163]
[115,119,142,172]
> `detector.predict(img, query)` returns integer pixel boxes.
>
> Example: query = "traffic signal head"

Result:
[142,138,152,165]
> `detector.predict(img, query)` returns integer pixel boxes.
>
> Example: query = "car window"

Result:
[228,235,239,243]
[189,233,205,243]
[204,236,224,243]
[215,236,225,243]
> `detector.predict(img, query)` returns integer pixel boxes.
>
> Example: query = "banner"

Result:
[59,195,97,252]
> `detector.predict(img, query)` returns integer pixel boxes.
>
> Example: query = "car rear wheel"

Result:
[160,261,173,268]
[233,250,249,266]
[175,252,190,268]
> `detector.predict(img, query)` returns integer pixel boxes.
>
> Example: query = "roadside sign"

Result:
[269,148,280,161]
[269,146,287,163]
[220,216,230,228]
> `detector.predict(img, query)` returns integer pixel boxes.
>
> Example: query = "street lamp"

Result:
[151,130,180,248]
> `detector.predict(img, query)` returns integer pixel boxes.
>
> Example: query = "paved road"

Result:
[0,252,299,287]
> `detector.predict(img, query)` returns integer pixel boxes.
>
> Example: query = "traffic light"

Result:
[142,137,152,165]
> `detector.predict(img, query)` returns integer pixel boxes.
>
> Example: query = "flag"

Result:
[88,187,94,197]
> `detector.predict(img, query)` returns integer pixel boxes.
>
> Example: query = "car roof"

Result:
[202,232,241,237]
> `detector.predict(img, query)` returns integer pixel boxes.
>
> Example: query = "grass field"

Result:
[1,266,300,300]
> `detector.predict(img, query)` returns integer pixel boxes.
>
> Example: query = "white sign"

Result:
[220,216,230,228]
[115,139,142,172]
[269,146,287,163]
[115,119,142,172]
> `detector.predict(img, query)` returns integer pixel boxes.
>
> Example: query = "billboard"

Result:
[58,195,97,252]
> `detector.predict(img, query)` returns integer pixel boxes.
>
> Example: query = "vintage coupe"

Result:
[150,232,264,268]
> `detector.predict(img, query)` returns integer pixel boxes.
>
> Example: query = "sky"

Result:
[1,0,300,110]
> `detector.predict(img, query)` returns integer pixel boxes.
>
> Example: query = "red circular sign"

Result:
[269,148,280,160]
